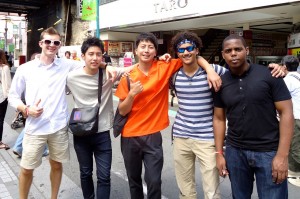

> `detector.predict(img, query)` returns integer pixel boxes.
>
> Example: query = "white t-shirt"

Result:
[67,67,123,133]
[284,72,300,119]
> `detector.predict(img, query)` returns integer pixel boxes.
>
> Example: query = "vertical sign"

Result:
[81,0,97,20]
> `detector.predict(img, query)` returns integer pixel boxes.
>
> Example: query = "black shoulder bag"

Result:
[113,76,130,138]
[68,69,103,136]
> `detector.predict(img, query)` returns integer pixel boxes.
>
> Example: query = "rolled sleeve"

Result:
[8,68,26,109]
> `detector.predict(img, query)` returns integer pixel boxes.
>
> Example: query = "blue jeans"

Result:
[74,131,112,199]
[225,145,288,199]
[13,128,48,156]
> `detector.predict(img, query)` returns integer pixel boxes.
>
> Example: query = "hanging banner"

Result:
[81,0,96,21]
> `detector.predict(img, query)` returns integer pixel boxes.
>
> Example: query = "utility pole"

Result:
[4,18,8,51]
[96,0,100,38]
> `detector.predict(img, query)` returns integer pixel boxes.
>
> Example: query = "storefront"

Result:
[94,0,300,65]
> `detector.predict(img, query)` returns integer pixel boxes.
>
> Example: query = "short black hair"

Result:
[171,31,203,53]
[222,34,247,50]
[136,32,158,51]
[81,37,104,54]
[282,55,299,72]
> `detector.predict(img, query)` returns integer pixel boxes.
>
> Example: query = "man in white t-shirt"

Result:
[282,55,300,187]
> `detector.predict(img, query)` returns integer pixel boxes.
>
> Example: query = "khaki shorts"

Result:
[21,126,70,169]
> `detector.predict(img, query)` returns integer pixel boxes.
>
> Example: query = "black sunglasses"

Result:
[42,39,61,46]
[177,45,195,53]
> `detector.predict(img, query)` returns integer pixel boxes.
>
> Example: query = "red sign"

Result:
[124,57,132,67]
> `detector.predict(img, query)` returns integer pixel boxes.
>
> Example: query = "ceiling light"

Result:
[37,28,44,31]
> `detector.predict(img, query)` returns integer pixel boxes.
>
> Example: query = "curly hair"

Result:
[171,31,203,53]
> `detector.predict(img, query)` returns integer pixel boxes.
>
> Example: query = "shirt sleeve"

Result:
[213,88,225,108]
[8,67,26,109]
[212,64,227,76]
[3,65,12,95]
[115,76,130,101]
[69,59,84,72]
[270,75,291,102]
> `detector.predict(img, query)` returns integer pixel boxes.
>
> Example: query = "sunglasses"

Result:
[177,45,195,53]
[42,39,61,46]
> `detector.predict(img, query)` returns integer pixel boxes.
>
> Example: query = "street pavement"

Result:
[0,94,299,199]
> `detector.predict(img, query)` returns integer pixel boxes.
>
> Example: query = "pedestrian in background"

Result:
[281,55,300,187]
[213,34,294,199]
[8,52,14,68]
[71,49,80,61]
[65,51,71,59]
[0,49,11,150]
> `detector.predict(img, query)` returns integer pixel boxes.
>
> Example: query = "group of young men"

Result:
[7,26,298,199]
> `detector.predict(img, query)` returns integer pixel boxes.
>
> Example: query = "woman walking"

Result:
[0,49,12,149]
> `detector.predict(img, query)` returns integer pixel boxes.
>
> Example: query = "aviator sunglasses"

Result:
[177,45,196,53]
[42,39,61,46]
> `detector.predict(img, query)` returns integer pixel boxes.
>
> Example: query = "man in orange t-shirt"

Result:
[115,32,220,199]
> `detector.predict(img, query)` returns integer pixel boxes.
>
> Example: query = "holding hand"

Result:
[28,99,43,118]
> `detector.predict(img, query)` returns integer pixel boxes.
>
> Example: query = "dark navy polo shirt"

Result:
[214,64,291,151]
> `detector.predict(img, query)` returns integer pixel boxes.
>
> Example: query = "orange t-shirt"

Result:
[115,59,182,137]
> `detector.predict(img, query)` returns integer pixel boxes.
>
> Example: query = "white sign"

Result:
[99,0,300,29]
[288,33,300,49]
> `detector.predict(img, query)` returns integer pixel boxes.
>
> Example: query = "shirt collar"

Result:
[35,54,60,68]
[229,63,252,78]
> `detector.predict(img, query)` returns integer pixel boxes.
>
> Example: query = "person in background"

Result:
[4,51,9,63]
[71,50,81,61]
[65,51,72,95]
[281,55,300,187]
[103,51,112,64]
[8,52,14,68]
[8,27,114,199]
[65,51,71,59]
[115,32,221,199]
[0,49,12,150]
[213,34,294,199]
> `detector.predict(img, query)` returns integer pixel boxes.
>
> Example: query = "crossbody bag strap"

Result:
[289,73,300,82]
[126,76,130,90]
[98,69,103,105]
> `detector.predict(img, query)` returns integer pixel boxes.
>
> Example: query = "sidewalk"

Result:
[0,122,82,199]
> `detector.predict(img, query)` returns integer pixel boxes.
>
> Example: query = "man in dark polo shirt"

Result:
[213,34,294,199]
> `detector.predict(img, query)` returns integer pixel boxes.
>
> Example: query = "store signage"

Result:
[287,48,300,57]
[124,57,132,67]
[99,0,300,29]
[288,33,300,49]
[153,0,188,13]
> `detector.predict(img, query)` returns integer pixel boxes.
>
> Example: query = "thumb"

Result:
[129,78,135,85]
[35,99,41,107]
[208,81,212,89]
